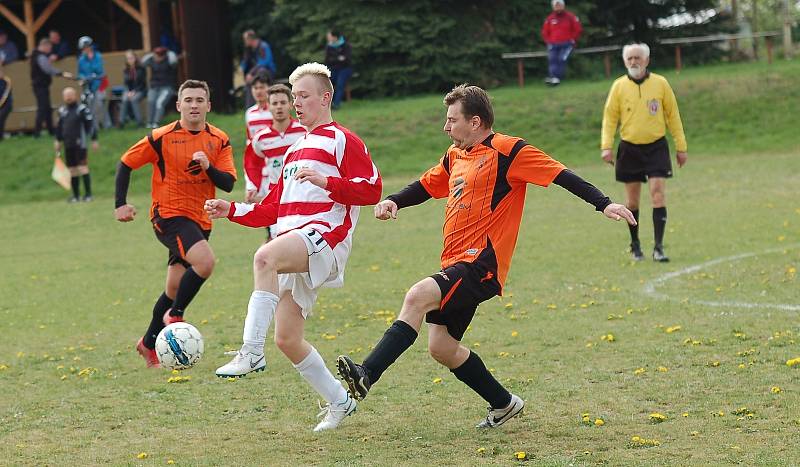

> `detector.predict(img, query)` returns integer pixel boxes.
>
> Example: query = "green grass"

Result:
[2,60,800,465]
[1,59,799,205]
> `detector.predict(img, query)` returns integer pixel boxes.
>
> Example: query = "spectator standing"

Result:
[31,38,72,137]
[0,30,19,65]
[541,0,582,86]
[119,50,147,128]
[142,46,178,128]
[49,30,70,61]
[55,86,99,202]
[0,65,11,140]
[324,29,353,110]
[77,36,109,130]
[240,30,276,108]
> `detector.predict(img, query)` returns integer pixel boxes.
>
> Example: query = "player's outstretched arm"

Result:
[204,199,231,219]
[552,169,635,226]
[603,203,637,225]
[114,161,136,222]
[374,199,398,220]
[376,180,434,221]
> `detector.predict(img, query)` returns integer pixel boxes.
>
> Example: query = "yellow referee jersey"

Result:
[601,72,687,152]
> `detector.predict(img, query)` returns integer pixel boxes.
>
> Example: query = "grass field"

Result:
[2,60,800,465]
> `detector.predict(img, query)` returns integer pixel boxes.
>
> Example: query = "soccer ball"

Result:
[155,322,204,370]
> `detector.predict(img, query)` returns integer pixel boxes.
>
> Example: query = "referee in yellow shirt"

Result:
[601,42,687,262]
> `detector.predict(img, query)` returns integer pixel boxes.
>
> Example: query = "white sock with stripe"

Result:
[241,290,278,355]
[293,346,348,405]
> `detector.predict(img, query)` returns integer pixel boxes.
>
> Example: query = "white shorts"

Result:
[278,226,338,318]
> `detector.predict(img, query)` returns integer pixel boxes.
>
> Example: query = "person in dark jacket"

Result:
[119,50,147,127]
[55,87,99,202]
[324,29,352,110]
[142,46,178,128]
[0,65,12,140]
[31,38,73,137]
[48,30,70,61]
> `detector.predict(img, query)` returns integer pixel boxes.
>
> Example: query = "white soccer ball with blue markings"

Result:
[155,322,204,370]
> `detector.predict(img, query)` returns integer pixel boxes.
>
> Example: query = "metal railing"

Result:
[501,31,784,87]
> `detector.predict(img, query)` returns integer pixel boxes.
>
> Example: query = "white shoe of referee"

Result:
[313,396,357,432]
[215,350,266,378]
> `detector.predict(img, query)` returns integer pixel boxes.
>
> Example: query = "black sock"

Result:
[82,173,92,197]
[143,292,173,348]
[362,320,418,384]
[451,351,511,409]
[628,209,640,245]
[70,176,80,198]
[653,206,667,248]
[170,267,207,317]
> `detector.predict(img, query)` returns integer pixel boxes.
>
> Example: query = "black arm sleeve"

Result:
[115,162,132,208]
[206,164,235,193]
[385,180,432,209]
[553,169,612,212]
[55,114,63,142]
[82,107,97,141]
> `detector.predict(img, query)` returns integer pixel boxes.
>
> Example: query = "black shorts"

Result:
[64,146,88,167]
[615,137,672,183]
[152,215,210,267]
[426,261,501,341]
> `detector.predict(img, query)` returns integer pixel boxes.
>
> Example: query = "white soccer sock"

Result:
[293,346,348,405]
[241,290,278,355]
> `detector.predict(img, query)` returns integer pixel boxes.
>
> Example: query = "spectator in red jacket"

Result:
[541,0,582,86]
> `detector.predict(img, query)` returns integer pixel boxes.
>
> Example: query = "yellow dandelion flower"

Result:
[60,375,68,380]
[546,304,557,309]
[472,342,481,348]
[786,357,800,367]
[476,447,486,454]
[514,451,528,460]
[771,386,782,394]
[0,364,7,371]
[432,377,443,384]
[504,303,514,309]
[594,418,605,426]
[657,366,669,372]
[606,334,615,342]
[511,331,518,337]
[707,361,720,367]
[665,325,682,333]
[200,319,208,325]
[649,413,667,423]
[137,452,149,459]
[690,431,700,436]
[585,342,594,348]
[167,460,175,465]
[634,367,646,376]
[171,369,180,375]
[369,265,380,271]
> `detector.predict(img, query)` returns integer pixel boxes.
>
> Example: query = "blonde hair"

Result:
[289,62,334,96]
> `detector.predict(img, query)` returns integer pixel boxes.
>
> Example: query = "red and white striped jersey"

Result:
[251,119,306,196]
[228,122,382,286]
[243,103,274,193]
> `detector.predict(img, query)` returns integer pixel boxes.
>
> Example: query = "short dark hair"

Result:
[329,28,341,37]
[251,73,272,87]
[443,84,494,129]
[178,79,210,99]
[268,84,292,101]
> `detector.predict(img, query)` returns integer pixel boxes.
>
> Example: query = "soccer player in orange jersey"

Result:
[114,80,237,368]
[337,84,635,428]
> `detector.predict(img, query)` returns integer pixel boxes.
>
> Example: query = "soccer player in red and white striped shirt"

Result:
[250,84,306,238]
[243,75,273,203]
[205,63,381,431]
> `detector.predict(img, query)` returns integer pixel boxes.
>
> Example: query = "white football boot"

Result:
[215,350,266,378]
[313,396,357,432]
[476,393,524,428]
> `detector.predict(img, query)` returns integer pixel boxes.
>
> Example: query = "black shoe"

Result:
[630,242,644,261]
[336,355,371,400]
[653,246,670,262]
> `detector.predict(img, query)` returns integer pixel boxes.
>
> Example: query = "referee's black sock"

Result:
[82,173,92,197]
[362,320,418,384]
[628,209,640,245]
[170,267,206,318]
[653,206,667,248]
[143,292,173,349]
[70,176,80,199]
[451,350,511,410]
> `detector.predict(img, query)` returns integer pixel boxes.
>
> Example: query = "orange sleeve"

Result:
[120,135,158,169]
[213,138,238,180]
[419,152,452,199]
[507,144,566,187]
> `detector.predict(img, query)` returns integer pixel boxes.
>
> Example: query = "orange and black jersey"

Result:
[118,121,237,230]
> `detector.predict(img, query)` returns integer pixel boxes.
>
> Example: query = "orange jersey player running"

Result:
[114,79,237,368]
[337,84,635,429]
[205,63,381,431]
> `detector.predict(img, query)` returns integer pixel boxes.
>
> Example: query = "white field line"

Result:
[642,244,800,311]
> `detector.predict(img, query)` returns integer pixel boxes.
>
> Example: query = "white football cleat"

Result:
[215,350,266,378]
[476,394,524,428]
[313,396,357,432]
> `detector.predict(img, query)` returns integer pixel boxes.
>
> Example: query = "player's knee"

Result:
[253,248,278,273]
[192,256,215,277]
[403,283,438,316]
[274,331,300,355]
[428,342,455,365]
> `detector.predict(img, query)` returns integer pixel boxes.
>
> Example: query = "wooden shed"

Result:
[0,0,233,132]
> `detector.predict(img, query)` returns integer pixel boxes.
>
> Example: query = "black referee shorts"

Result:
[63,146,88,168]
[426,260,501,341]
[615,137,672,183]
[152,215,211,268]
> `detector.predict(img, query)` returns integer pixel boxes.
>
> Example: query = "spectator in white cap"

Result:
[540,0,583,86]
